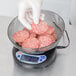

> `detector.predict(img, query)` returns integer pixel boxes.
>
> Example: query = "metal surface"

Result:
[7,10,65,54]
[0,17,76,76]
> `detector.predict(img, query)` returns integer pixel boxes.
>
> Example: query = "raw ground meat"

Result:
[13,19,57,51]
[18,42,23,46]
[29,30,37,38]
[32,20,48,34]
[52,33,57,40]
[22,37,39,48]
[39,34,51,38]
[46,25,55,35]
[13,30,29,42]
[23,28,29,32]
[38,35,55,48]
[23,28,37,38]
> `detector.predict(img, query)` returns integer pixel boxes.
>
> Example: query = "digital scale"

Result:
[13,47,57,69]
[8,10,70,69]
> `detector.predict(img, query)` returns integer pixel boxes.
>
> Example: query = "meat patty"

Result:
[22,37,40,48]
[32,20,48,34]
[13,30,29,42]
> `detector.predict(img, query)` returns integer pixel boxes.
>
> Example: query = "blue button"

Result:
[18,55,20,58]
[41,55,46,59]
[40,59,42,61]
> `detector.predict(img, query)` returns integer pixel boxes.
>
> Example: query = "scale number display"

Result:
[21,55,39,62]
[16,51,47,64]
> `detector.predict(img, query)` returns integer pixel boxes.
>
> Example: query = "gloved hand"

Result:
[18,0,43,30]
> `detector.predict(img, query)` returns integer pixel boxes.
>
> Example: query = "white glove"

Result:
[18,0,43,30]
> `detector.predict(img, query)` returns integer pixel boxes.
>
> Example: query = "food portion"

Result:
[13,19,57,51]
[32,20,48,34]
[13,30,29,42]
[22,37,39,48]
[38,35,55,48]
[29,30,37,38]
[46,26,55,35]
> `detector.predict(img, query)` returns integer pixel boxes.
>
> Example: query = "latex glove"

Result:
[18,0,43,30]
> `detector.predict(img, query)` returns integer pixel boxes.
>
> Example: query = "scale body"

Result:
[13,47,57,69]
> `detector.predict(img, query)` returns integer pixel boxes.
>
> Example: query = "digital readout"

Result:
[21,55,39,62]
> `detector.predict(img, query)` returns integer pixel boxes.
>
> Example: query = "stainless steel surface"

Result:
[0,16,76,76]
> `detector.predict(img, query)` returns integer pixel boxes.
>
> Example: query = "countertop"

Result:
[0,16,76,76]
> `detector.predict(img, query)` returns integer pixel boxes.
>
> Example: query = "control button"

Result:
[18,55,20,58]
[41,55,46,59]
[40,59,42,61]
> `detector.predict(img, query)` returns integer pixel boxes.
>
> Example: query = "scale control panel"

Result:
[16,51,47,64]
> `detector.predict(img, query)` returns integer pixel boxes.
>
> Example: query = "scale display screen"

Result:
[21,55,39,62]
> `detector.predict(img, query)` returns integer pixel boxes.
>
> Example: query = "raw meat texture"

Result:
[13,30,29,42]
[40,34,51,38]
[13,20,57,51]
[32,20,48,34]
[52,33,57,40]
[18,42,22,46]
[44,34,56,42]
[23,28,29,32]
[46,25,55,35]
[29,30,37,38]
[22,38,39,48]
[38,35,55,48]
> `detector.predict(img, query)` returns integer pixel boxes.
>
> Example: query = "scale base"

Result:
[12,47,57,69]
